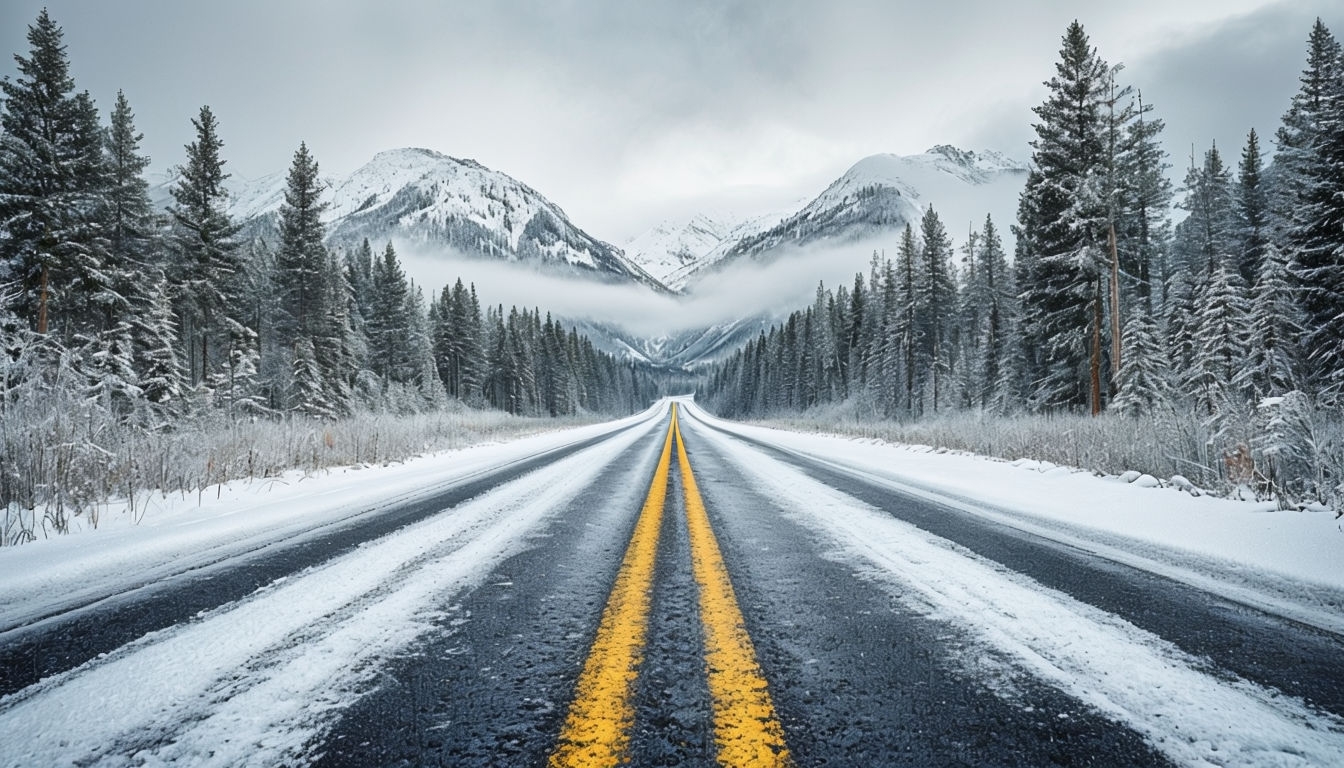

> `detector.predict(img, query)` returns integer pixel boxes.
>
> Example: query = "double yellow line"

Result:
[550,405,791,767]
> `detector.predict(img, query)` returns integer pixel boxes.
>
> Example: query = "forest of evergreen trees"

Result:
[0,11,661,528]
[703,21,1344,508]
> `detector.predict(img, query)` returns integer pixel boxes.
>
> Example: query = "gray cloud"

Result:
[2,0,1337,245]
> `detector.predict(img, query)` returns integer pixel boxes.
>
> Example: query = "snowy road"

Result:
[1,400,1342,766]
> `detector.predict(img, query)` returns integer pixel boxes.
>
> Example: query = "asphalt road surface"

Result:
[1,401,1341,767]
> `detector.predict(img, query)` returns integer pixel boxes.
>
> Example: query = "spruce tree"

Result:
[1239,243,1303,397]
[1111,310,1171,416]
[1121,90,1172,314]
[917,206,957,411]
[1186,264,1252,413]
[368,242,412,384]
[974,215,1016,411]
[1284,23,1344,396]
[275,142,328,342]
[0,10,111,339]
[132,277,185,412]
[1272,20,1341,243]
[1235,129,1270,287]
[1175,144,1237,279]
[1015,21,1111,410]
[167,105,243,389]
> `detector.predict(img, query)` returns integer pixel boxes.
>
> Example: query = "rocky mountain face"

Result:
[150,148,666,292]
[645,145,1029,289]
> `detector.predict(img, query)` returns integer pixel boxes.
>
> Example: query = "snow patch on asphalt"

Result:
[693,419,1344,768]
[0,417,657,768]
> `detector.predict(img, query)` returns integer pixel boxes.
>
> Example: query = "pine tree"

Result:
[1272,20,1341,243]
[314,252,358,415]
[289,335,332,419]
[1186,264,1252,413]
[917,206,957,411]
[81,323,141,418]
[131,277,184,412]
[1235,129,1270,287]
[1283,22,1344,396]
[0,10,111,339]
[1110,310,1170,415]
[167,105,243,389]
[275,142,328,341]
[1240,243,1303,397]
[1121,90,1173,314]
[972,215,1016,411]
[1175,144,1237,279]
[1015,21,1111,410]
[368,242,412,384]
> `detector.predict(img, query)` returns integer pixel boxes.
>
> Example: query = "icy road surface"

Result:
[1,399,1342,766]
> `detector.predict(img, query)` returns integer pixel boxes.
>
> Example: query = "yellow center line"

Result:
[675,410,793,767]
[549,408,675,768]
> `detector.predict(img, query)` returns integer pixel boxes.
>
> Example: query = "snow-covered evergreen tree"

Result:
[131,277,185,413]
[1239,243,1303,398]
[1015,21,1111,410]
[1282,23,1344,397]
[1271,20,1341,244]
[1174,144,1237,280]
[368,242,413,385]
[1111,310,1171,415]
[0,10,111,340]
[275,142,328,343]
[972,215,1016,411]
[167,105,243,389]
[1119,90,1172,313]
[1186,263,1252,413]
[1235,129,1270,287]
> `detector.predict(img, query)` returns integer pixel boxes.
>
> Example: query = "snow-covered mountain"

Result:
[621,214,729,290]
[672,145,1029,288]
[150,148,666,292]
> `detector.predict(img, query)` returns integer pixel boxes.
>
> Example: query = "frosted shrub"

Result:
[755,399,1342,511]
[1,388,599,545]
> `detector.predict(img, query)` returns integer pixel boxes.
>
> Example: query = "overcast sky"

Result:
[2,0,1339,244]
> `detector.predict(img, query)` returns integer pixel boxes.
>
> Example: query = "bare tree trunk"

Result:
[1109,223,1122,389]
[37,264,49,336]
[1091,281,1103,416]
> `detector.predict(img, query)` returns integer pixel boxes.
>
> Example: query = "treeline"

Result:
[0,10,657,430]
[704,20,1344,504]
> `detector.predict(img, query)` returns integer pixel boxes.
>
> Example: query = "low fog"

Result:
[396,238,905,341]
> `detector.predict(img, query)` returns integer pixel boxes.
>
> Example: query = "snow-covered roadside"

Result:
[688,411,1344,767]
[0,407,661,768]
[679,401,1344,635]
[0,404,665,634]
